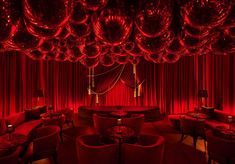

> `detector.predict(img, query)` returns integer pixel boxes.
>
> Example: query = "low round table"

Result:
[106,125,134,140]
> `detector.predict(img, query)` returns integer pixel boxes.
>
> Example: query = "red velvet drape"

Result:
[1,52,235,117]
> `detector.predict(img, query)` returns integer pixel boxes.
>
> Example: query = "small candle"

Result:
[228,115,233,123]
[7,124,14,132]
[117,118,122,125]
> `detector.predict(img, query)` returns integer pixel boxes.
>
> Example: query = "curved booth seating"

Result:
[79,106,161,122]
[122,134,165,164]
[206,130,235,164]
[76,134,119,164]
[24,125,61,163]
[93,114,117,136]
[0,146,22,164]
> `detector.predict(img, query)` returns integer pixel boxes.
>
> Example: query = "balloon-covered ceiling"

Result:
[0,0,235,67]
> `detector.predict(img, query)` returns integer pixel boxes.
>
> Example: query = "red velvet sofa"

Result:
[0,106,46,139]
[78,106,161,122]
[168,108,235,131]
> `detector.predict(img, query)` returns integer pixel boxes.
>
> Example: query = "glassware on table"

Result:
[7,124,15,140]
[117,118,122,125]
[227,115,233,129]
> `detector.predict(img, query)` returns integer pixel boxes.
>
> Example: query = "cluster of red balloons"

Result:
[0,0,235,67]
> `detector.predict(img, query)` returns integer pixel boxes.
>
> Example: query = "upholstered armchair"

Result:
[0,146,22,164]
[24,125,61,164]
[76,134,119,164]
[93,114,117,136]
[206,130,235,164]
[122,114,144,136]
[122,134,165,164]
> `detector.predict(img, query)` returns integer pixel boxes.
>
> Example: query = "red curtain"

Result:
[1,52,235,117]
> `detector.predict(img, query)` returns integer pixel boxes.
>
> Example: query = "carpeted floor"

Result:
[32,115,208,164]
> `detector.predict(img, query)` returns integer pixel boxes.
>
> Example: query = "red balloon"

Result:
[110,45,123,54]
[27,49,44,60]
[0,0,22,24]
[70,1,89,24]
[211,35,235,53]
[80,57,99,68]
[135,31,173,54]
[181,0,230,28]
[49,38,60,47]
[222,5,235,28]
[182,23,210,38]
[80,43,101,58]
[125,43,145,57]
[24,19,62,38]
[8,22,43,50]
[67,23,91,38]
[59,46,68,53]
[128,56,140,65]
[224,27,235,38]
[183,47,204,56]
[56,27,71,39]
[163,53,181,63]
[115,53,129,64]
[55,52,68,62]
[166,37,186,54]
[65,35,85,47]
[44,50,57,60]
[122,41,135,52]
[147,52,164,63]
[100,45,110,55]
[40,41,54,52]
[135,2,172,37]
[100,54,115,67]
[23,0,72,29]
[80,0,108,11]
[179,32,213,49]
[68,46,84,60]
[67,56,80,63]
[0,19,18,42]
[92,8,133,45]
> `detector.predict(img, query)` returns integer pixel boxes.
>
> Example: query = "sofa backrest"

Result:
[4,112,25,127]
[213,109,235,123]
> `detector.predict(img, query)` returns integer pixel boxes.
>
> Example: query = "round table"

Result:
[106,125,134,140]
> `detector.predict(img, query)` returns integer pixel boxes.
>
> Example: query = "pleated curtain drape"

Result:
[0,51,235,117]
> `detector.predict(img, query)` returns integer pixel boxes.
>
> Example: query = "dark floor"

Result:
[33,114,208,164]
